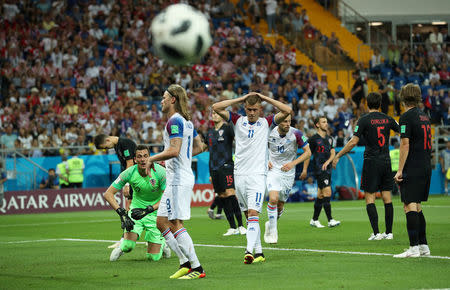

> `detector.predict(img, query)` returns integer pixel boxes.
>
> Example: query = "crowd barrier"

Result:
[3,147,444,199]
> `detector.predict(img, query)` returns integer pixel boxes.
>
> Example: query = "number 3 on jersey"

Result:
[248,129,254,138]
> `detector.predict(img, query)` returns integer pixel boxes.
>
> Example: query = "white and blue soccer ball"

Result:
[150,4,212,65]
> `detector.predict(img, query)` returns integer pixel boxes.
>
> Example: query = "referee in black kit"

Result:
[394,84,431,258]
[94,134,137,248]
[206,110,245,236]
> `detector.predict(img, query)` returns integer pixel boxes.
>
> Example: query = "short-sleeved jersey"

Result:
[164,113,197,186]
[112,163,166,210]
[268,126,308,177]
[207,123,234,171]
[114,137,137,171]
[228,111,275,176]
[308,133,334,174]
[354,112,399,161]
[399,107,432,174]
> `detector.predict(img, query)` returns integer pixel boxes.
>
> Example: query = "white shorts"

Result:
[266,170,295,203]
[235,174,266,212]
[157,184,193,221]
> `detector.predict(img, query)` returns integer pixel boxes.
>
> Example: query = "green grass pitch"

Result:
[1,195,449,289]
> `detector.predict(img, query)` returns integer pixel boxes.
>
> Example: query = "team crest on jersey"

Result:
[243,122,247,127]
[257,121,261,126]
[149,178,156,186]
[219,130,224,136]
[324,179,329,185]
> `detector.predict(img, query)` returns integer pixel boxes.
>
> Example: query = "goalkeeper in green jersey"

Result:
[103,145,170,262]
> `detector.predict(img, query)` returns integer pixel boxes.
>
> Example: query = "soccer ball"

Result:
[150,4,212,65]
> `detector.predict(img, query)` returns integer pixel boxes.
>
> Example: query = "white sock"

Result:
[174,228,201,269]
[267,203,278,233]
[254,223,262,254]
[162,228,188,265]
[246,216,260,253]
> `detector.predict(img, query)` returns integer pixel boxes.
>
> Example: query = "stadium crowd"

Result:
[0,0,448,159]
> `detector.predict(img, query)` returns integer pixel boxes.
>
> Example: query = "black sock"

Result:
[384,202,393,234]
[366,203,379,234]
[406,211,420,247]
[231,195,243,227]
[323,196,332,221]
[192,265,204,273]
[313,198,323,220]
[210,196,219,210]
[180,261,191,269]
[216,196,223,215]
[223,196,237,229]
[418,211,427,245]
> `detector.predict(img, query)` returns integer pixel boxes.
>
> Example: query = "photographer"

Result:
[39,168,59,190]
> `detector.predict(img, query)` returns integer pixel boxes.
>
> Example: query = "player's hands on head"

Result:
[394,171,403,183]
[116,207,134,231]
[131,205,155,220]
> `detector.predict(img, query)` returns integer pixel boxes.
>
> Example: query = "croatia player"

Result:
[146,84,208,279]
[265,114,311,244]
[213,92,292,264]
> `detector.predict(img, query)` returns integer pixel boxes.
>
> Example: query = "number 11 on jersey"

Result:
[248,129,254,138]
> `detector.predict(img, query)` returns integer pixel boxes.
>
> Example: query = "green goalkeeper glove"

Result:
[131,205,155,220]
[116,207,134,231]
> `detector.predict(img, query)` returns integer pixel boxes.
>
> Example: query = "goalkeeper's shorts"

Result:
[126,212,164,245]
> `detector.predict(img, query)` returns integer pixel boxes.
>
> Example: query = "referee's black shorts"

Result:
[314,171,331,190]
[361,158,393,193]
[210,164,235,194]
[400,169,431,204]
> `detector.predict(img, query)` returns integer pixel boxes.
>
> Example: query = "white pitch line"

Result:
[0,239,61,244]
[1,238,449,260]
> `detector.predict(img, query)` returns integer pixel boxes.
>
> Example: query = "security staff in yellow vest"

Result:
[389,142,400,195]
[56,155,70,188]
[66,155,85,188]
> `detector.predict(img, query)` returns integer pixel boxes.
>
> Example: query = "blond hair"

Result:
[167,84,191,120]
[244,94,262,106]
[400,83,422,107]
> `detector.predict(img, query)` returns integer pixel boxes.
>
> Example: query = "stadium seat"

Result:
[393,76,406,90]
[407,75,421,85]
[381,67,393,81]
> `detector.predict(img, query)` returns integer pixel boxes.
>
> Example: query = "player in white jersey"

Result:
[265,114,311,244]
[213,92,292,264]
[146,84,208,280]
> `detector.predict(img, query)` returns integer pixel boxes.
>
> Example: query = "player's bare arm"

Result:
[146,138,182,173]
[282,144,311,172]
[212,93,254,120]
[332,136,359,168]
[322,148,336,171]
[123,158,133,198]
[394,137,410,183]
[192,135,207,156]
[255,93,293,124]
[103,185,121,210]
[301,156,310,180]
